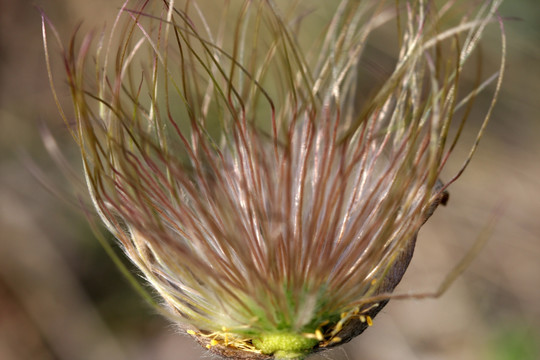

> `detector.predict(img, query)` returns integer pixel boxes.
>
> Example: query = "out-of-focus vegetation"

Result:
[0,1,538,359]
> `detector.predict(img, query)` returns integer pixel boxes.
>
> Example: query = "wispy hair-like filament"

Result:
[43,0,505,358]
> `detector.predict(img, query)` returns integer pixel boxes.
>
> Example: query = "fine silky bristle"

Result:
[43,0,505,358]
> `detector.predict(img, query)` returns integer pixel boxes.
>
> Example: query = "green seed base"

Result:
[252,332,318,359]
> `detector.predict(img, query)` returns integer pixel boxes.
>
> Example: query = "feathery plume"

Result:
[43,0,504,359]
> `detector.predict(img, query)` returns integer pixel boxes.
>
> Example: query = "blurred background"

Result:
[0,1,538,359]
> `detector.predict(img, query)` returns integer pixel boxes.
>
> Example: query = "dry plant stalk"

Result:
[43,0,505,359]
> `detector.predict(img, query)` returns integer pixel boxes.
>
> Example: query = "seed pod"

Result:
[43,1,504,359]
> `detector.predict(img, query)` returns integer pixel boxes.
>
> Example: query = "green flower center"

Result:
[252,332,318,359]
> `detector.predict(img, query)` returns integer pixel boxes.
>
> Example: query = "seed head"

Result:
[43,0,504,359]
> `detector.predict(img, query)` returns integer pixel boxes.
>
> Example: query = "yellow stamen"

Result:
[367,316,373,326]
